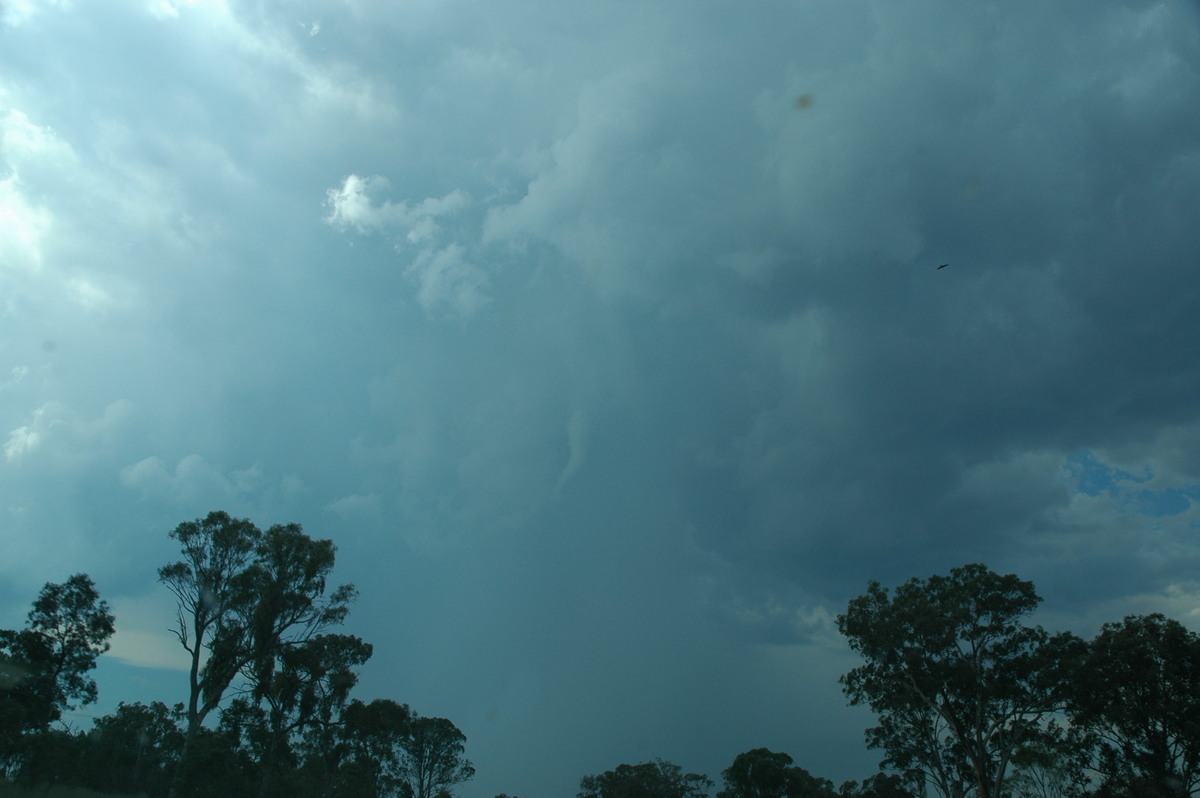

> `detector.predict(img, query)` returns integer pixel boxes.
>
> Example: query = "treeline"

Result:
[0,511,473,798]
[3,516,1199,798]
[836,563,1200,798]
[563,562,1200,798]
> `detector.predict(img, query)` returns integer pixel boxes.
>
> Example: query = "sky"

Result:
[2,0,1200,794]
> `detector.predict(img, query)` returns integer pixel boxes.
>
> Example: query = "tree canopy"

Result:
[838,563,1081,798]
[579,759,713,798]
[1069,613,1200,797]
[0,572,115,758]
[6,518,1200,798]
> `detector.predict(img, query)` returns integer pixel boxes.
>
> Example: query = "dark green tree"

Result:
[84,700,186,797]
[304,697,413,798]
[1069,613,1200,798]
[158,510,263,743]
[161,512,358,797]
[6,727,89,788]
[172,724,257,798]
[1003,722,1090,798]
[250,633,373,798]
[837,773,914,798]
[861,700,974,798]
[396,715,476,798]
[579,759,712,798]
[0,572,115,771]
[241,523,359,696]
[837,564,1080,798]
[160,515,356,733]
[718,748,836,798]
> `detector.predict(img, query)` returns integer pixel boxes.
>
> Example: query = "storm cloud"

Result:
[3,1,1200,795]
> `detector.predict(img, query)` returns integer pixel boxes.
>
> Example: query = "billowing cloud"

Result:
[2,1,1199,795]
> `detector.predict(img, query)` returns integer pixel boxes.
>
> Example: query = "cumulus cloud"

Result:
[3,1,1200,794]
[406,242,490,318]
[0,0,68,27]
[119,454,237,505]
[0,177,51,275]
[3,400,135,467]
[326,174,486,317]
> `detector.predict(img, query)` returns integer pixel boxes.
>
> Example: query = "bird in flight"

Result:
[936,263,948,269]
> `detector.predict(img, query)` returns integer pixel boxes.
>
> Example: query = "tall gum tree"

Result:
[1070,613,1200,797]
[158,510,262,743]
[159,515,357,745]
[837,563,1081,798]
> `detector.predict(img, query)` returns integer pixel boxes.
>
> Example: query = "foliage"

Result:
[158,511,362,796]
[837,564,1081,798]
[395,715,476,798]
[1068,613,1200,798]
[0,574,115,774]
[1001,720,1091,798]
[579,759,712,798]
[321,697,414,798]
[158,510,263,742]
[15,520,1200,798]
[249,633,373,797]
[84,701,186,797]
[718,748,837,798]
[837,772,914,798]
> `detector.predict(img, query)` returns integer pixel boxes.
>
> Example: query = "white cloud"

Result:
[1,0,69,27]
[107,593,189,671]
[1,109,73,166]
[406,242,490,319]
[119,454,232,503]
[146,1,180,20]
[325,174,468,236]
[0,177,51,275]
[325,173,400,231]
[4,423,41,462]
[326,175,486,317]
[3,400,135,467]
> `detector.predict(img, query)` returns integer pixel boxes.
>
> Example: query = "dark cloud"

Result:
[3,1,1200,795]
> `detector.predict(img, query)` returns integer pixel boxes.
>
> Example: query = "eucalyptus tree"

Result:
[579,759,711,798]
[397,715,476,798]
[718,748,837,798]
[837,564,1081,798]
[250,633,373,798]
[0,573,115,738]
[158,510,263,743]
[159,512,359,751]
[1069,613,1200,797]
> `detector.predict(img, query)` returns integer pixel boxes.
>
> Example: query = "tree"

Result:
[158,511,263,743]
[837,564,1080,798]
[159,515,357,742]
[397,715,476,798]
[579,759,712,798]
[718,748,836,798]
[1003,723,1090,798]
[241,523,359,698]
[250,633,373,798]
[84,700,186,797]
[0,573,115,760]
[160,512,359,798]
[1068,614,1200,798]
[838,773,914,798]
[309,698,414,798]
